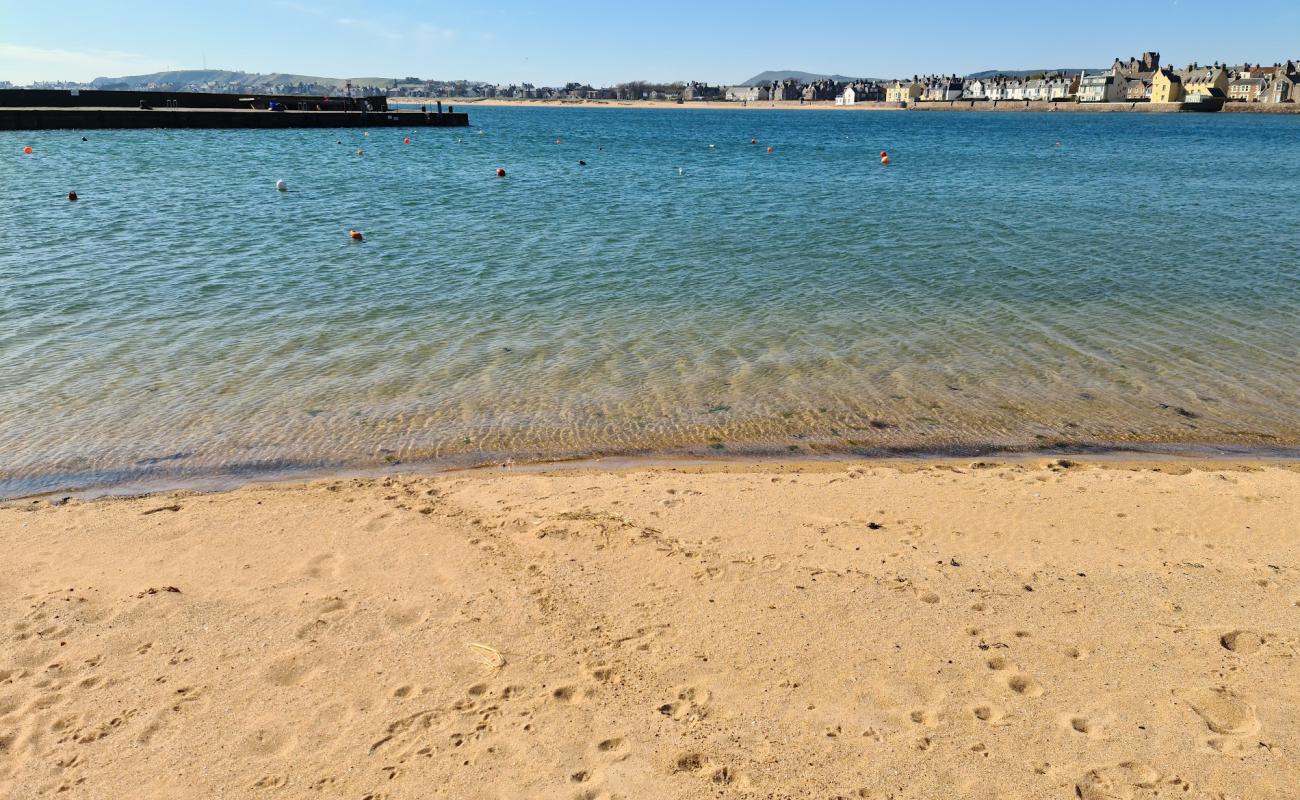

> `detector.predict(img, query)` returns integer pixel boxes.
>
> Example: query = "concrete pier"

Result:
[0,107,469,131]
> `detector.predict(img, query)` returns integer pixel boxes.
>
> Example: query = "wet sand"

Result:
[2,459,1298,798]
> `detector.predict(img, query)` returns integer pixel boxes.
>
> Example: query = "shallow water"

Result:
[2,108,1298,496]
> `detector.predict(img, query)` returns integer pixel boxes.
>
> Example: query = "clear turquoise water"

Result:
[2,108,1298,496]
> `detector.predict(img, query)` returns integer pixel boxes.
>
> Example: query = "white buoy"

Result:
[275,179,287,192]
[677,167,684,175]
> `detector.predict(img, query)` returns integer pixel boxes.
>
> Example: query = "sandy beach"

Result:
[399,97,881,111]
[2,458,1297,798]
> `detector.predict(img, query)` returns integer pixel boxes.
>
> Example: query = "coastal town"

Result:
[475,53,1298,109]
[7,51,1298,109]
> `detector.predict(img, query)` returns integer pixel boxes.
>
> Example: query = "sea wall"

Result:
[904,100,1187,113]
[1221,102,1300,113]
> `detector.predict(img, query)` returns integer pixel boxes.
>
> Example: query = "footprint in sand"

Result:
[669,751,706,774]
[239,726,296,758]
[971,703,1006,724]
[710,765,751,788]
[1006,674,1044,698]
[658,686,711,723]
[303,554,340,580]
[1219,630,1264,655]
[265,653,321,686]
[1059,713,1109,738]
[1173,687,1260,736]
[594,736,630,762]
[382,604,426,630]
[1075,762,1160,800]
[552,685,588,704]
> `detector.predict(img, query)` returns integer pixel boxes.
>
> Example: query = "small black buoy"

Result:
[578,160,587,166]
[67,191,78,201]
[81,137,88,142]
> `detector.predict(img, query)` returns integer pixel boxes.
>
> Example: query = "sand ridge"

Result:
[1,460,1298,798]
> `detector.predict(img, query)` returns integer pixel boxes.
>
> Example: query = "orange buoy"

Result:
[67,191,78,201]
[349,230,364,241]
[495,168,506,177]
[766,146,773,153]
[23,146,33,154]
[880,155,891,165]
[403,137,411,144]
[356,149,363,155]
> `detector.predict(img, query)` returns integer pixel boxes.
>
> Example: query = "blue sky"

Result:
[2,0,1297,85]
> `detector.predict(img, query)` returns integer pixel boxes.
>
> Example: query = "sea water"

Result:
[2,108,1298,496]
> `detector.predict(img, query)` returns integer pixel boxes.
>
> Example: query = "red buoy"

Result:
[880,150,887,158]
[22,146,33,154]
[349,230,364,241]
[496,168,506,177]
[67,191,78,201]
[750,138,757,144]
[403,137,411,144]
[766,146,774,153]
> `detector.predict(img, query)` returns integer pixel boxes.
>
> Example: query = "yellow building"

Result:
[1151,68,1184,103]
[1184,66,1228,99]
[885,80,923,103]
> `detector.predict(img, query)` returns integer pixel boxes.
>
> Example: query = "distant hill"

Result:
[89,70,415,91]
[965,68,1101,79]
[739,70,861,87]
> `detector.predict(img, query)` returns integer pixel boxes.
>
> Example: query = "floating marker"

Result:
[67,191,78,201]
[578,160,587,166]
[767,146,773,153]
[22,146,32,154]
[349,229,364,241]
[275,179,287,192]
[357,149,363,155]
[751,138,757,144]
[496,168,506,177]
[403,137,411,144]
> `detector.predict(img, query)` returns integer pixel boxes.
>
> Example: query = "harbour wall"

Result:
[0,108,469,131]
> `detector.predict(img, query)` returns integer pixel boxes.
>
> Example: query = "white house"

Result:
[1078,70,1127,102]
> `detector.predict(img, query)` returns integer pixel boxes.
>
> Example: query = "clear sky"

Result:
[2,0,1296,86]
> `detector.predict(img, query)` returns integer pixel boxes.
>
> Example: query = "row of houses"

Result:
[870,55,1299,105]
[721,51,1300,106]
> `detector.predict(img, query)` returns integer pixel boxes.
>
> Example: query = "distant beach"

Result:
[399,96,1300,113]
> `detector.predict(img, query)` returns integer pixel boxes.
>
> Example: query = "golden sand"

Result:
[2,459,1298,798]
[399,97,895,111]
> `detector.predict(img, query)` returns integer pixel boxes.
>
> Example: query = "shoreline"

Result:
[7,441,1300,505]
[2,458,1297,797]
[395,97,1300,114]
